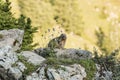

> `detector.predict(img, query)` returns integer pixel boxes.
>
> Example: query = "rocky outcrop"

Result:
[0,29,24,80]
[0,29,88,80]
[0,29,24,54]
[34,48,92,59]
[0,29,113,80]
[26,64,86,80]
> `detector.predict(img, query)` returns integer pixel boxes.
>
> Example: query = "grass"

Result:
[45,57,96,79]
[41,48,96,79]
[17,55,39,75]
[8,0,119,54]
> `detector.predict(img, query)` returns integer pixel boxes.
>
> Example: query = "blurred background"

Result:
[9,0,120,58]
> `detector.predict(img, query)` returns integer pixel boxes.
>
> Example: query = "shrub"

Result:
[93,48,120,79]
[0,0,38,51]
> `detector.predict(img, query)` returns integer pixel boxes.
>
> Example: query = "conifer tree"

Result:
[0,0,37,50]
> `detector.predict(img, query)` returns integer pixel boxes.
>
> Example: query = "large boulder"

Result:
[0,29,24,54]
[34,48,92,59]
[0,29,26,80]
[20,51,46,66]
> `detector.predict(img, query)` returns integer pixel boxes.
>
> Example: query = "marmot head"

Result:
[59,34,67,41]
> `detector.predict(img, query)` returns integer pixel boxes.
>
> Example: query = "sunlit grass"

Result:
[9,0,120,57]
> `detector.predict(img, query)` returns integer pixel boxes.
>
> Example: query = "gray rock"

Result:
[0,45,12,56]
[38,66,46,80]
[0,67,18,80]
[58,64,86,80]
[26,73,40,80]
[16,62,27,72]
[103,71,112,80]
[0,52,18,69]
[8,67,22,80]
[94,64,113,80]
[34,48,92,59]
[47,68,61,80]
[55,48,92,59]
[0,29,24,80]
[26,64,86,80]
[0,29,24,52]
[26,66,47,80]
[21,51,46,66]
[70,75,83,80]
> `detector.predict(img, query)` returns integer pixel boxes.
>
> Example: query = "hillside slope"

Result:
[9,0,120,53]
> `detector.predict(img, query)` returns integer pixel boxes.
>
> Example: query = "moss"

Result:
[17,55,39,75]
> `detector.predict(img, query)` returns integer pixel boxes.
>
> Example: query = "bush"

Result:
[93,48,120,79]
[0,0,38,51]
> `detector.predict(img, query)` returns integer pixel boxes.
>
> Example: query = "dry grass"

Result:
[9,0,120,57]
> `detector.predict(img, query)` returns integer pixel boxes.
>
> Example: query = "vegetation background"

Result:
[6,0,120,59]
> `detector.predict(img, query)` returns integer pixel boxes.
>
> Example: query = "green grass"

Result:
[9,0,119,54]
[45,57,96,79]
[17,55,39,75]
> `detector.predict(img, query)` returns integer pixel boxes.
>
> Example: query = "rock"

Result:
[26,64,86,80]
[21,51,46,66]
[0,29,95,80]
[16,62,27,72]
[0,67,21,80]
[26,66,47,80]
[55,48,92,59]
[0,29,24,52]
[0,45,12,56]
[71,64,86,78]
[0,29,25,80]
[47,68,62,80]
[0,51,24,80]
[58,64,86,80]
[103,71,112,80]
[26,73,40,80]
[0,67,10,80]
[94,64,113,80]
[34,48,92,59]
[0,51,18,69]
[70,75,83,80]
[38,66,46,80]
[8,67,22,80]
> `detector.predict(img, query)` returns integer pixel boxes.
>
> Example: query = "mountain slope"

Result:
[9,0,120,54]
